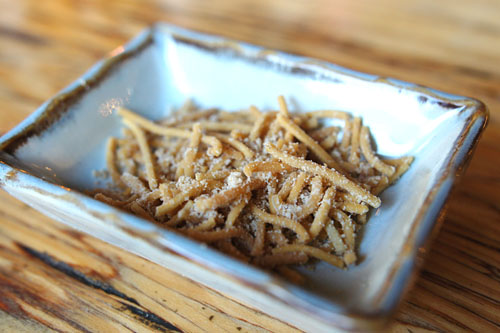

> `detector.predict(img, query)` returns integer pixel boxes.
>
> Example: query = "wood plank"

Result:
[0,190,300,332]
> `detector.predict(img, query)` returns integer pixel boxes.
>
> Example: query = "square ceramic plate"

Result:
[0,24,488,332]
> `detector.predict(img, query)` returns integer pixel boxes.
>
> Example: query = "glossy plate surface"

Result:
[0,24,488,332]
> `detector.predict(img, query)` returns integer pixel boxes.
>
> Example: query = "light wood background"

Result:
[1,0,499,332]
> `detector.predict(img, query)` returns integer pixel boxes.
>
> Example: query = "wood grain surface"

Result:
[0,0,499,332]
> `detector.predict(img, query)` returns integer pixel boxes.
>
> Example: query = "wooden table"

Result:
[1,1,499,331]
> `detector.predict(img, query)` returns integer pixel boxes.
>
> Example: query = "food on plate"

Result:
[93,96,412,281]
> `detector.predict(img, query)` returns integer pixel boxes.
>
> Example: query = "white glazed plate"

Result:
[0,24,488,332]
